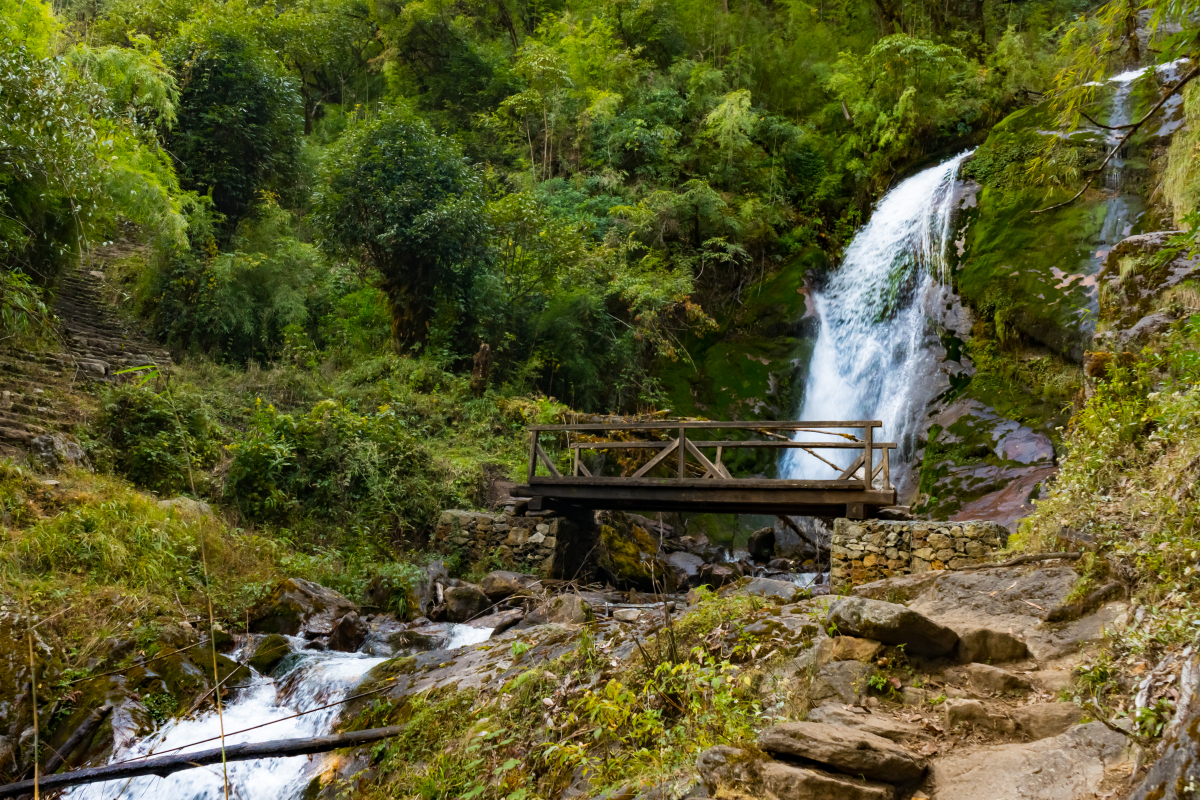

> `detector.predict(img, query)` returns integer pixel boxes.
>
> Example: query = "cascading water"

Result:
[781,151,974,487]
[67,624,492,800]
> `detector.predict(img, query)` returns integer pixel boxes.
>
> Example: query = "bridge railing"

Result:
[525,420,896,493]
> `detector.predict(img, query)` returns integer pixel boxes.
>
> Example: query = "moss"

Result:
[596,515,667,591]
[248,633,290,674]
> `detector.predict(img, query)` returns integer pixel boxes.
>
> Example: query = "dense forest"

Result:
[2,0,1111,411]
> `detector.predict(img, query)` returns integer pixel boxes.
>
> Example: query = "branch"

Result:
[1033,64,1200,215]
[0,725,406,798]
[958,552,1083,571]
[1079,110,1139,131]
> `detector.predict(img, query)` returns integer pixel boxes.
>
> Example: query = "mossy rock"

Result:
[595,511,672,592]
[248,634,291,674]
[249,578,358,637]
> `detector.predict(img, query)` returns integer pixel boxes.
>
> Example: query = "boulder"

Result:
[443,584,491,622]
[595,511,672,591]
[522,595,594,626]
[480,571,541,600]
[926,722,1127,799]
[758,721,926,782]
[698,563,739,588]
[944,699,1016,734]
[29,433,91,471]
[1012,703,1084,741]
[748,527,776,562]
[761,761,894,800]
[613,608,642,623]
[805,703,926,744]
[741,577,801,602]
[954,627,1029,664]
[1128,656,1200,800]
[156,496,213,518]
[386,627,450,653]
[413,561,448,618]
[665,552,703,581]
[826,597,959,657]
[831,636,884,663]
[964,663,1035,695]
[328,611,369,652]
[695,745,763,793]
[249,579,359,637]
[808,660,873,705]
[465,608,524,634]
[248,634,290,674]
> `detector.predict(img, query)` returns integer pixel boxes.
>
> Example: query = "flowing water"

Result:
[67,624,492,800]
[781,151,974,486]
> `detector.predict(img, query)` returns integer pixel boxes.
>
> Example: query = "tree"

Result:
[166,19,302,236]
[312,103,489,349]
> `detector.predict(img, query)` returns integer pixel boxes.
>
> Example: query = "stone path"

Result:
[0,252,171,464]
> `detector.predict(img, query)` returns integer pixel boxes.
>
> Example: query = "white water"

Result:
[68,626,492,800]
[782,151,973,484]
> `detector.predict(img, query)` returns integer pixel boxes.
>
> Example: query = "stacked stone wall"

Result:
[830,519,1009,589]
[434,510,586,578]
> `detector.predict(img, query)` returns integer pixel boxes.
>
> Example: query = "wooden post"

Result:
[862,424,873,490]
[527,432,537,482]
[678,427,686,480]
[881,446,890,490]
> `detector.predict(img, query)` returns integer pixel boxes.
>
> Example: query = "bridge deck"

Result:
[515,420,899,518]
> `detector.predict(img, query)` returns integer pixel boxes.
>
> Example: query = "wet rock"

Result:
[768,557,795,571]
[480,571,541,600]
[964,663,1035,694]
[831,636,884,663]
[413,561,448,618]
[328,611,369,652]
[466,608,524,634]
[1128,656,1200,800]
[613,608,642,623]
[926,722,1127,799]
[249,578,359,637]
[695,745,762,793]
[944,699,1016,734]
[759,721,926,782]
[806,703,926,744]
[741,577,802,602]
[386,627,450,653]
[248,634,290,673]
[748,527,776,562]
[809,660,873,705]
[1012,703,1084,740]
[698,563,738,588]
[443,584,490,622]
[762,761,894,800]
[954,627,1029,664]
[827,597,959,657]
[665,552,703,583]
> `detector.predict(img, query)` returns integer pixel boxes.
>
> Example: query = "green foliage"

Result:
[95,383,222,495]
[166,15,303,234]
[224,398,450,533]
[313,102,490,349]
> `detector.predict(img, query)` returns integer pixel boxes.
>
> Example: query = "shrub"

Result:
[96,383,222,496]
[224,399,450,535]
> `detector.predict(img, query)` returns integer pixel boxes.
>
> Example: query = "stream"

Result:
[66,625,492,800]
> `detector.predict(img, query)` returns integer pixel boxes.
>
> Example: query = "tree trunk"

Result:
[0,726,407,798]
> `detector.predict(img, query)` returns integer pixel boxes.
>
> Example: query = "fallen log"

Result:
[42,704,112,776]
[0,725,405,798]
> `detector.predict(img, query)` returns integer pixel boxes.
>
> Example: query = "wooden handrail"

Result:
[528,420,883,432]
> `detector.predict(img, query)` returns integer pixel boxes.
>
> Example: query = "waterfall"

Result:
[781,151,973,487]
[66,624,491,800]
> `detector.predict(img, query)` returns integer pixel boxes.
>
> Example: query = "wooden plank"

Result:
[514,484,896,514]
[863,424,873,491]
[526,432,537,483]
[570,441,897,450]
[523,476,874,490]
[631,439,680,478]
[572,447,593,477]
[837,453,865,480]
[882,448,891,490]
[528,420,884,432]
[713,446,732,479]
[535,442,561,478]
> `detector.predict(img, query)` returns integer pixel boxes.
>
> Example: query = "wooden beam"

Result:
[837,453,865,480]
[535,443,561,478]
[684,439,724,479]
[526,476,871,489]
[570,441,897,451]
[631,439,680,478]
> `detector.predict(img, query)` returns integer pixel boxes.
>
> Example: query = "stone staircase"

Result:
[0,260,171,466]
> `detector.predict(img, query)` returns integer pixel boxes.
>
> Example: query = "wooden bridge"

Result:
[514,420,897,519]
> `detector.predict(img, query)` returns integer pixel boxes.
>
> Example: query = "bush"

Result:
[96,383,222,495]
[224,399,450,535]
